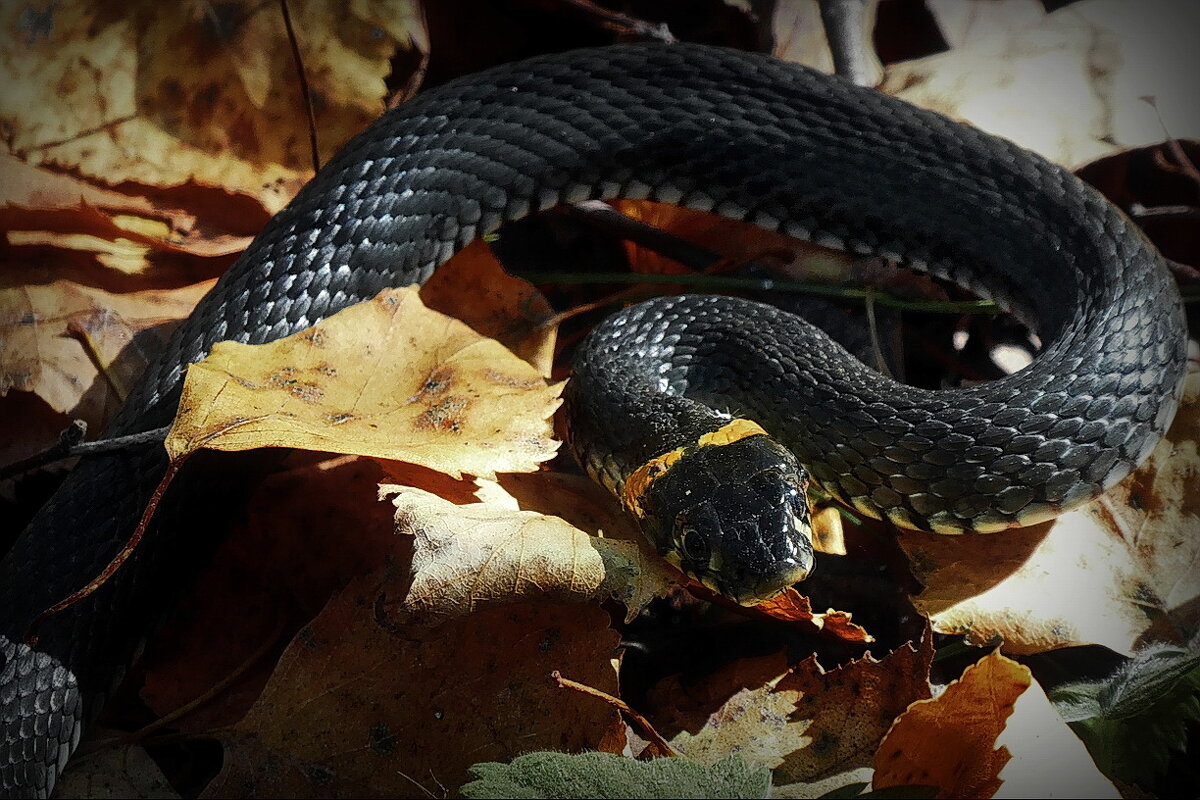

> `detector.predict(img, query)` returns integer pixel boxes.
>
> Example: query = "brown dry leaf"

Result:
[206,575,624,799]
[420,239,557,376]
[0,279,215,426]
[1,2,427,213]
[165,287,562,479]
[751,589,873,644]
[773,632,934,784]
[898,372,1199,654]
[660,635,932,779]
[1,154,255,267]
[388,484,678,622]
[883,0,1200,167]
[872,650,1031,798]
[667,680,812,771]
[1093,371,1200,638]
[54,730,179,799]
[611,200,858,284]
[139,455,400,733]
[492,471,646,543]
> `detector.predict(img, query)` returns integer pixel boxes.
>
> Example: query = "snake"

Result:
[0,42,1187,796]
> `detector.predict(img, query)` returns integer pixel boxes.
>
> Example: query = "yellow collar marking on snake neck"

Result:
[621,418,769,517]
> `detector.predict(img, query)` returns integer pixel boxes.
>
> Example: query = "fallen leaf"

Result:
[873,650,1031,798]
[885,0,1200,166]
[166,287,562,480]
[53,729,179,799]
[773,632,935,784]
[0,2,427,213]
[751,589,873,644]
[0,279,215,426]
[206,575,625,799]
[139,454,401,733]
[1092,372,1200,638]
[420,240,557,376]
[658,634,933,781]
[389,484,678,622]
[667,680,811,771]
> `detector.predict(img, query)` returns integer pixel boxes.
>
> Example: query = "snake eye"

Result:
[680,527,711,565]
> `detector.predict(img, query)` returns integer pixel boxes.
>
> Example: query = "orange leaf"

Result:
[873,650,1032,798]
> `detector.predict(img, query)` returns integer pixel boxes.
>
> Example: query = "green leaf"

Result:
[1047,644,1200,790]
[459,752,771,799]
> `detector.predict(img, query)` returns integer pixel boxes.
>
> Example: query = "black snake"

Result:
[0,43,1187,797]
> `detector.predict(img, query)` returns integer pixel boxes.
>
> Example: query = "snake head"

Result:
[637,434,814,605]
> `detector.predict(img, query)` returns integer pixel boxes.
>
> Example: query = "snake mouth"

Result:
[701,498,815,606]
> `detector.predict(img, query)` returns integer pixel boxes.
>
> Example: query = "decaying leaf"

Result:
[139,455,401,734]
[751,589,873,644]
[0,1,427,211]
[0,279,215,426]
[207,572,625,799]
[53,730,179,800]
[873,650,1031,798]
[389,483,678,622]
[884,0,1200,166]
[994,677,1118,798]
[654,633,933,783]
[773,634,935,785]
[1092,373,1200,638]
[166,287,562,479]
[420,240,557,376]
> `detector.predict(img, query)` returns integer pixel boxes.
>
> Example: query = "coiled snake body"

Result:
[0,44,1186,796]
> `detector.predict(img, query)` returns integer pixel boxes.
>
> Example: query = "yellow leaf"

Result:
[0,279,215,425]
[388,484,678,621]
[166,287,562,479]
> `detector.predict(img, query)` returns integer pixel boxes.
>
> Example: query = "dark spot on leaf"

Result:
[812,731,837,754]
[297,626,318,649]
[539,628,561,653]
[416,396,468,433]
[369,722,398,756]
[409,366,454,401]
[484,369,541,388]
[287,382,324,403]
[327,412,355,424]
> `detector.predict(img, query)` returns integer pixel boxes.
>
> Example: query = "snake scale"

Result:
[0,43,1187,796]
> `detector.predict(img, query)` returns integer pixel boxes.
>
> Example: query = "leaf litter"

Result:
[0,1,1197,798]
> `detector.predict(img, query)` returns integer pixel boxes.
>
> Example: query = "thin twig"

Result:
[551,670,677,757]
[523,270,1000,315]
[1130,204,1200,222]
[279,0,320,173]
[0,424,171,480]
[127,608,287,742]
[27,457,186,645]
[565,201,724,271]
[553,0,674,42]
